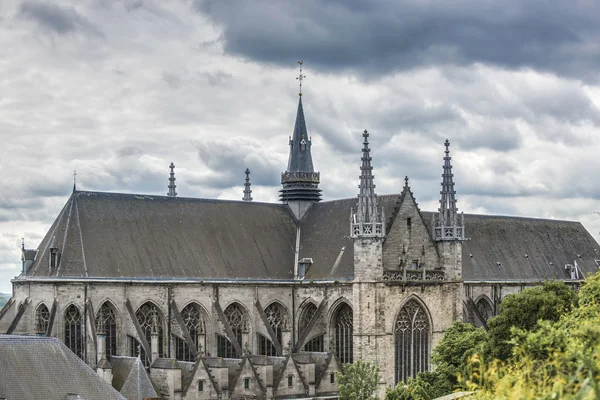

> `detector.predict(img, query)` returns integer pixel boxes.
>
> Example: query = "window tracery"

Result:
[332,303,353,364]
[135,302,164,364]
[175,303,206,361]
[96,302,117,358]
[218,303,248,358]
[262,302,289,355]
[395,299,430,383]
[64,304,83,359]
[35,303,50,335]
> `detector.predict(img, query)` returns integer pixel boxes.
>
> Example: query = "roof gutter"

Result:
[464,279,585,285]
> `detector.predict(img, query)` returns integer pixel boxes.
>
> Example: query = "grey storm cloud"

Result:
[19,1,104,37]
[194,0,600,81]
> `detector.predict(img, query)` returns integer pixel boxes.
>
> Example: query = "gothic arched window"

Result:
[175,303,206,362]
[217,302,248,358]
[395,299,430,383]
[64,304,83,359]
[35,303,50,335]
[332,303,353,364]
[96,302,117,358]
[299,303,323,352]
[262,302,289,355]
[135,302,164,364]
[476,298,493,324]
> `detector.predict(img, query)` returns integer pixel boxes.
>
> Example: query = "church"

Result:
[1,80,599,399]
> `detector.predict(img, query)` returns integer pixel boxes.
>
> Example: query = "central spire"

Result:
[280,62,321,215]
[243,168,253,201]
[351,130,384,238]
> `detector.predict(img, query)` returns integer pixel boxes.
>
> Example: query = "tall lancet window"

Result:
[332,303,353,364]
[35,303,50,335]
[395,299,430,383]
[259,302,289,356]
[299,302,323,352]
[218,302,248,358]
[64,304,83,359]
[176,303,206,362]
[96,302,117,358]
[135,302,164,363]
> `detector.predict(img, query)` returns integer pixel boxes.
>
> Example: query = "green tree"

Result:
[336,360,380,400]
[385,377,433,400]
[483,281,575,361]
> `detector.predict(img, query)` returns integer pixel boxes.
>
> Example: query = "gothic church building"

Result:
[1,89,599,400]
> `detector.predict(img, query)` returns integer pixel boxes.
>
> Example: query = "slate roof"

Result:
[119,357,159,400]
[26,191,296,280]
[21,191,600,283]
[0,335,126,400]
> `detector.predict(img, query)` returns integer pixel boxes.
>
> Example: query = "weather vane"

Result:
[296,61,306,96]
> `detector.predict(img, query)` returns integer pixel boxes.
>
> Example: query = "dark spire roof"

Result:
[243,168,253,201]
[286,97,314,173]
[351,130,384,238]
[433,139,464,240]
[280,96,321,203]
[167,162,177,197]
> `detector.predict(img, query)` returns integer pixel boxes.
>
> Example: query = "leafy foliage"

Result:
[336,360,380,400]
[459,274,600,399]
[385,376,433,400]
[483,281,575,361]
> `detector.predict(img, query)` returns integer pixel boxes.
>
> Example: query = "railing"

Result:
[381,269,445,282]
[281,171,320,184]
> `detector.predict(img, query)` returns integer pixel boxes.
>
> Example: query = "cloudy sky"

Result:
[1,0,600,293]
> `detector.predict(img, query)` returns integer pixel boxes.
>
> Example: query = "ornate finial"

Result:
[73,170,77,193]
[243,168,253,201]
[433,139,464,241]
[167,162,177,197]
[296,61,306,96]
[21,237,25,250]
[404,176,409,188]
[351,129,384,238]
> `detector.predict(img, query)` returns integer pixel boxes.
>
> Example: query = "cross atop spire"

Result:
[351,129,385,238]
[296,61,306,96]
[167,162,177,197]
[404,175,409,189]
[433,139,464,241]
[243,168,253,201]
[73,170,77,193]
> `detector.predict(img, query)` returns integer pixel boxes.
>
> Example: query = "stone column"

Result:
[282,329,292,356]
[151,332,159,363]
[97,333,106,364]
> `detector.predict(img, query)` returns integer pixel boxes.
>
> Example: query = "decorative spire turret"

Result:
[243,168,253,201]
[167,162,177,197]
[433,139,464,240]
[351,130,385,238]
[280,62,321,210]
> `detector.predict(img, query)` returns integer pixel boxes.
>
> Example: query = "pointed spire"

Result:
[351,130,384,238]
[433,139,464,241]
[243,168,253,201]
[72,170,77,193]
[167,162,177,197]
[280,62,321,209]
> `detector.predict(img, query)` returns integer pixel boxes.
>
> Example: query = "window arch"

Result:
[175,303,206,362]
[135,302,164,364]
[35,303,50,335]
[299,302,323,352]
[64,304,83,359]
[217,302,248,358]
[395,299,430,383]
[476,297,493,325]
[331,303,353,364]
[96,301,117,358]
[262,302,289,355]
